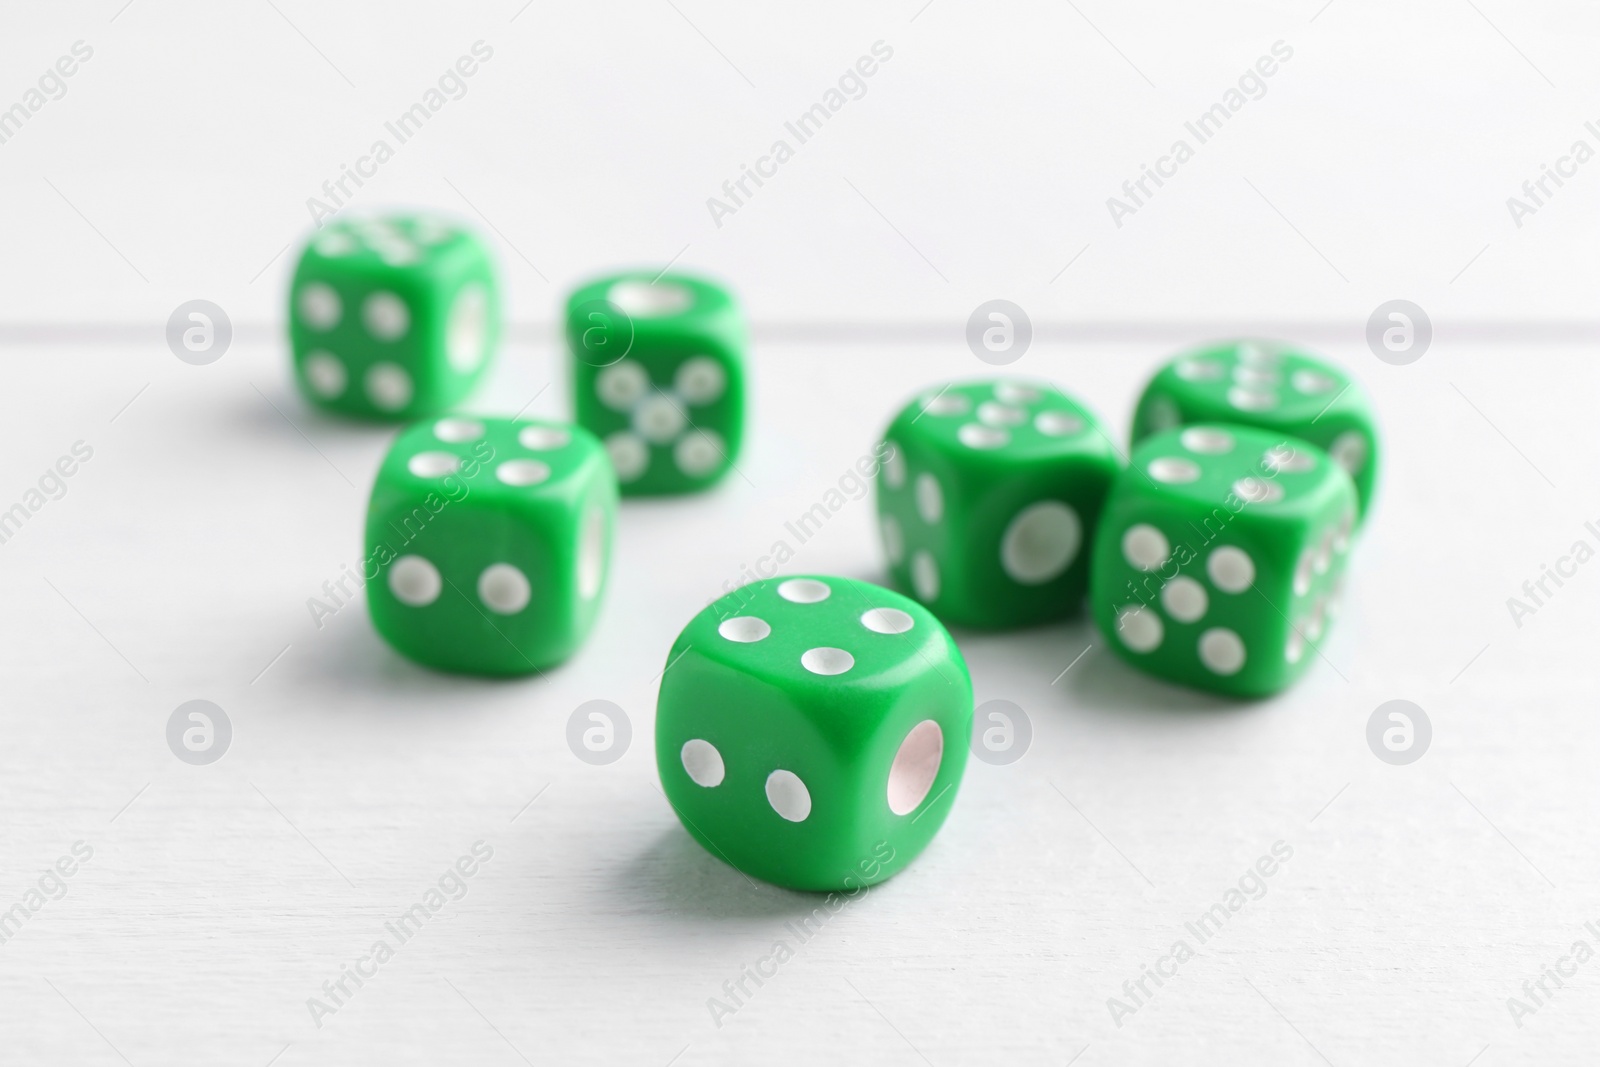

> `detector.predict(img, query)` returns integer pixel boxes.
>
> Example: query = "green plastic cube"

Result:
[289,214,499,420]
[1089,424,1359,697]
[875,379,1121,629]
[655,575,972,891]
[565,270,746,495]
[365,416,616,675]
[1132,340,1379,521]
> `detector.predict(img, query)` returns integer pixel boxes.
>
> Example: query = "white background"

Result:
[1,1,1597,1064]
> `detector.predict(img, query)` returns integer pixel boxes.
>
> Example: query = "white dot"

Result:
[880,515,905,564]
[1199,628,1246,674]
[478,563,531,614]
[596,361,649,410]
[919,392,969,416]
[1237,342,1281,365]
[958,423,1009,449]
[496,459,550,487]
[1233,365,1279,387]
[1285,627,1305,663]
[365,363,413,411]
[578,503,607,600]
[1034,411,1085,436]
[674,431,723,477]
[409,218,456,245]
[1207,546,1255,593]
[1292,369,1337,394]
[1294,549,1315,596]
[916,474,943,523]
[765,770,812,822]
[718,616,770,642]
[363,292,410,341]
[313,232,356,257]
[887,720,943,816]
[1116,605,1163,652]
[1234,477,1285,504]
[1148,457,1200,484]
[680,740,725,787]
[861,607,915,634]
[633,394,686,444]
[977,402,1026,427]
[1331,431,1368,475]
[374,242,421,266]
[519,425,570,450]
[298,283,341,330]
[778,579,831,604]
[434,418,483,442]
[911,551,940,601]
[1335,509,1355,553]
[1263,445,1315,473]
[605,432,648,482]
[388,555,441,606]
[446,283,490,372]
[1228,387,1277,411]
[1174,359,1223,381]
[674,357,726,404]
[801,647,854,676]
[994,382,1040,404]
[1146,396,1180,431]
[1314,530,1334,574]
[608,279,691,317]
[303,352,346,397]
[1161,577,1208,622]
[882,443,905,488]
[408,451,460,478]
[1122,524,1168,571]
[1001,501,1081,584]
[1181,428,1234,454]
[1306,600,1327,641]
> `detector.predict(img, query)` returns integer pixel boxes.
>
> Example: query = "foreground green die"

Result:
[289,214,499,419]
[1089,425,1358,697]
[876,380,1121,629]
[1131,340,1379,521]
[565,270,746,495]
[656,576,972,891]
[365,417,615,675]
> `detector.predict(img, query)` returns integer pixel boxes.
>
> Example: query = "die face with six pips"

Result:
[655,576,973,892]
[365,417,617,676]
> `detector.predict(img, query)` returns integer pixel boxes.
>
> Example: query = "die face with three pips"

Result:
[566,270,746,495]
[655,576,973,892]
[365,417,617,676]
[1089,424,1359,698]
[876,380,1122,629]
[289,214,500,420]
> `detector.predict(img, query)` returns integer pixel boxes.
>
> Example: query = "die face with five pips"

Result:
[1089,424,1359,697]
[876,380,1122,629]
[365,417,617,676]
[655,576,973,892]
[1132,340,1379,522]
[289,214,499,420]
[566,271,746,495]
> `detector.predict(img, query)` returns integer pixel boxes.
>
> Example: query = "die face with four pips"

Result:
[1131,340,1379,522]
[1089,424,1359,697]
[289,214,500,420]
[655,576,973,892]
[876,380,1122,629]
[565,270,746,495]
[365,417,616,676]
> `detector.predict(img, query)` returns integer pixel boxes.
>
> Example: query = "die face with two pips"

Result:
[365,417,616,676]
[1089,424,1359,697]
[656,576,973,892]
[1132,340,1379,521]
[289,215,499,420]
[566,271,746,495]
[876,380,1122,629]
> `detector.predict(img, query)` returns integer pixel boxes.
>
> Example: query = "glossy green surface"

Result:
[365,417,616,676]
[1089,424,1359,697]
[656,576,972,891]
[1131,340,1379,521]
[288,215,499,420]
[876,379,1121,629]
[565,270,746,495]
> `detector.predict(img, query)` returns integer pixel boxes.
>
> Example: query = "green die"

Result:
[875,380,1121,629]
[365,416,616,676]
[1089,424,1359,697]
[565,271,746,495]
[1132,340,1379,521]
[289,214,500,420]
[655,576,972,891]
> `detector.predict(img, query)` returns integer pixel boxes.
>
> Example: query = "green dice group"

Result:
[284,213,1381,893]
